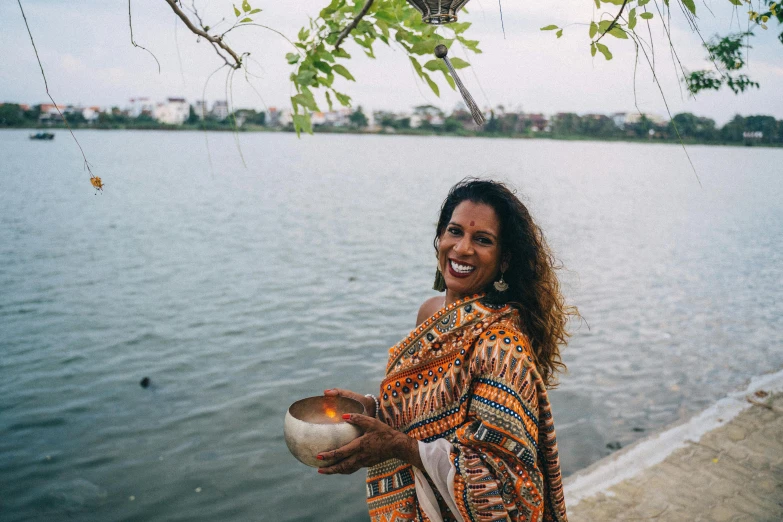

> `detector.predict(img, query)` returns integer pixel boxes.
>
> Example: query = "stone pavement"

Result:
[564,377,783,522]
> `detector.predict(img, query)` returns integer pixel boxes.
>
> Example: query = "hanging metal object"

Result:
[405,0,485,126]
[434,44,485,126]
[405,0,471,24]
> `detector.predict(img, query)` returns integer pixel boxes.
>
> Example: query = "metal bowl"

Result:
[284,396,365,468]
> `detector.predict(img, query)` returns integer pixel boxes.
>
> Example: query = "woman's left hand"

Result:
[317,413,421,474]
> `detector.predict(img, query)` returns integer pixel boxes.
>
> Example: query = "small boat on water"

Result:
[29,132,55,140]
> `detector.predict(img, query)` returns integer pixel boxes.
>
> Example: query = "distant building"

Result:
[128,97,153,118]
[611,112,627,129]
[523,113,549,132]
[154,97,189,125]
[81,106,101,123]
[193,100,208,120]
[211,101,229,121]
[266,107,292,127]
[625,112,668,126]
[411,105,444,128]
[38,103,67,124]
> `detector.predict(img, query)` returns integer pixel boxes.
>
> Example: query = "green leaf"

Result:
[410,39,439,55]
[424,59,448,72]
[316,50,335,63]
[333,48,351,59]
[609,27,628,39]
[727,0,742,4]
[628,8,637,30]
[242,0,251,13]
[450,22,472,34]
[596,42,612,60]
[296,69,317,87]
[556,29,564,38]
[325,91,333,112]
[313,61,332,74]
[376,20,390,39]
[459,38,481,53]
[332,64,355,81]
[240,17,252,23]
[233,5,241,17]
[598,20,613,32]
[249,8,261,14]
[334,91,351,106]
[638,0,650,5]
[292,113,312,137]
[594,0,600,8]
[423,73,440,96]
[286,53,300,64]
[292,92,318,111]
[591,42,597,57]
[409,56,424,79]
[449,57,470,69]
[589,21,598,39]
[374,10,397,24]
[640,11,654,19]
[681,0,696,15]
[298,28,310,41]
[540,25,559,31]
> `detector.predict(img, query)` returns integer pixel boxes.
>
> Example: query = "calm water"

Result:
[1,129,781,521]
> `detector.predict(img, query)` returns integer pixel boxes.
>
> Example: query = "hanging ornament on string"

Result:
[405,0,486,126]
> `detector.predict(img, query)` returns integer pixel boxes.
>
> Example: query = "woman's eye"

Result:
[477,237,492,245]
[447,227,461,235]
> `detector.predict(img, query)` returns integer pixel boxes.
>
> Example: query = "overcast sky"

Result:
[2,0,781,125]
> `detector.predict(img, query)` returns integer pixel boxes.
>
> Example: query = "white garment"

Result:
[413,439,465,522]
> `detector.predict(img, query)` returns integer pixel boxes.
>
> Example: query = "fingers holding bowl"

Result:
[323,388,375,416]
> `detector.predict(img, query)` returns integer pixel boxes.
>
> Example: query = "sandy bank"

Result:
[564,369,783,521]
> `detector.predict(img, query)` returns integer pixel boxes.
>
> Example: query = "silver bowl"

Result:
[284,396,365,468]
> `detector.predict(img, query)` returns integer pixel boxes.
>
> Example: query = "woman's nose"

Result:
[454,236,473,255]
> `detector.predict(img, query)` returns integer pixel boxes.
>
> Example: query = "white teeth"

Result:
[450,260,475,273]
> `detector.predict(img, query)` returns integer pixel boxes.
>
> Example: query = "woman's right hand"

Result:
[324,388,376,418]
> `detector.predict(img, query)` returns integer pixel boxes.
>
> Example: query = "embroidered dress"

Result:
[366,294,567,522]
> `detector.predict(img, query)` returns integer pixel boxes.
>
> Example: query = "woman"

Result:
[318,179,575,522]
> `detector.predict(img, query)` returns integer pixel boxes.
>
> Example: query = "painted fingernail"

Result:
[316,455,324,460]
[317,469,325,474]
[342,413,351,420]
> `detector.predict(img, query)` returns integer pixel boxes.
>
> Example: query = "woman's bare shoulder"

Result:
[416,296,445,326]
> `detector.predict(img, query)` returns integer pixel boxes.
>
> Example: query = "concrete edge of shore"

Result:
[563,367,783,507]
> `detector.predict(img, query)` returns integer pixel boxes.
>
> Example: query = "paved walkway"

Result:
[564,371,783,521]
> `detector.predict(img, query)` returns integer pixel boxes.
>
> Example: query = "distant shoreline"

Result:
[5,125,782,149]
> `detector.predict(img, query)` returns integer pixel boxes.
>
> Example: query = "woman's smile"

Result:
[447,259,476,277]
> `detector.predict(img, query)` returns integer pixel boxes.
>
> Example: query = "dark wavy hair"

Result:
[434,178,577,386]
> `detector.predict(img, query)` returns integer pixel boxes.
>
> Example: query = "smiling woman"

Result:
[319,179,578,522]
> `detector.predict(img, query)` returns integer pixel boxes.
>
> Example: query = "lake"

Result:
[1,129,781,521]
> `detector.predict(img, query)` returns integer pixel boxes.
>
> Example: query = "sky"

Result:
[1,0,782,125]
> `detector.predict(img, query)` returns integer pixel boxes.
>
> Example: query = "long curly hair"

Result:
[434,178,578,386]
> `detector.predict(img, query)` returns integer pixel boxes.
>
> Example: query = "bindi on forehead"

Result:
[470,221,475,226]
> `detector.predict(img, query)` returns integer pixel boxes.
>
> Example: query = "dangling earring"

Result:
[433,266,446,292]
[493,269,509,292]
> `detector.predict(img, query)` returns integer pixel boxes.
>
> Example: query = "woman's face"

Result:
[438,200,504,300]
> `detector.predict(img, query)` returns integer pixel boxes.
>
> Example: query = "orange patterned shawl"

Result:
[365,294,567,522]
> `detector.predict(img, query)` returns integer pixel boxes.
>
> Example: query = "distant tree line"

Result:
[2,102,782,145]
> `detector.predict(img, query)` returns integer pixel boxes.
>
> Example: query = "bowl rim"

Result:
[287,395,366,424]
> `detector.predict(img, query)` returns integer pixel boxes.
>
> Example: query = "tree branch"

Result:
[594,0,630,44]
[335,0,374,50]
[17,0,99,190]
[129,0,161,73]
[163,0,243,68]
